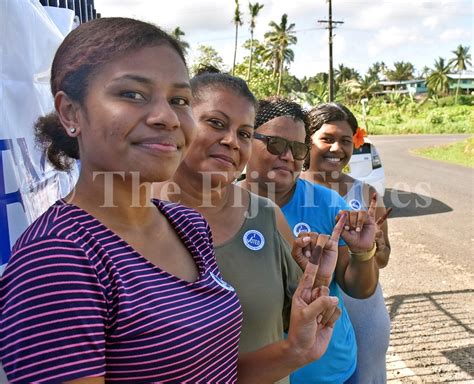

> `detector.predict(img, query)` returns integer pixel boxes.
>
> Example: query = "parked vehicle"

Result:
[347,137,386,196]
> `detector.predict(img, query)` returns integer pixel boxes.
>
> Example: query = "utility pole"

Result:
[318,0,343,102]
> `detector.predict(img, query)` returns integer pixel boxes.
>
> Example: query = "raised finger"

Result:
[376,207,392,226]
[335,210,348,224]
[331,212,346,242]
[368,192,378,219]
[310,244,323,265]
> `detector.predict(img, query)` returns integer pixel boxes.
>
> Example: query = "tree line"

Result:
[169,2,472,103]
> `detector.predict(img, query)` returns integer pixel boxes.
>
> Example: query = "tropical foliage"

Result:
[262,13,297,94]
[426,57,451,95]
[232,0,243,75]
[170,27,190,56]
[385,61,415,81]
[247,2,264,81]
[449,45,472,102]
[184,11,471,107]
[191,45,227,75]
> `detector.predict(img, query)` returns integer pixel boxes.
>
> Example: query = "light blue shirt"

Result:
[282,178,357,384]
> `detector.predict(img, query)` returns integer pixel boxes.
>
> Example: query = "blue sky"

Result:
[94,0,473,78]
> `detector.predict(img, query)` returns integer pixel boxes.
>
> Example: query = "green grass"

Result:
[412,137,474,168]
[349,96,474,135]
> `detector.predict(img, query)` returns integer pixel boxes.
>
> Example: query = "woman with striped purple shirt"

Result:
[0,17,342,383]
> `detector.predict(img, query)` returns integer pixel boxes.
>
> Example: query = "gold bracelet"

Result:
[349,243,376,262]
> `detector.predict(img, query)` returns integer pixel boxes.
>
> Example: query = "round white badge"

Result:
[243,230,265,251]
[349,199,362,210]
[210,272,235,291]
[293,222,311,237]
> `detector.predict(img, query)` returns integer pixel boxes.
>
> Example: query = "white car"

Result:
[347,138,386,197]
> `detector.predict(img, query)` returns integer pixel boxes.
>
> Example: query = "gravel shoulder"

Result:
[372,135,474,383]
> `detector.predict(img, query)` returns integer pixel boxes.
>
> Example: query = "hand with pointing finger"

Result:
[286,250,342,363]
[337,193,378,253]
[291,213,347,286]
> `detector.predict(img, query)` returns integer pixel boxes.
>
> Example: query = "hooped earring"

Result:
[69,127,77,134]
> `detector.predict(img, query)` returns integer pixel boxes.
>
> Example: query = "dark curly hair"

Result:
[35,17,186,171]
[190,66,257,109]
[255,96,311,154]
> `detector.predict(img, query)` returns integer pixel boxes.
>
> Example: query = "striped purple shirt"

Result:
[0,199,242,383]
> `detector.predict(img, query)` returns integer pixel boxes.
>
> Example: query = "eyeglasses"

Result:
[253,132,310,160]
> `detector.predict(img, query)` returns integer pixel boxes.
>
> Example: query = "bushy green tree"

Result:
[191,45,226,75]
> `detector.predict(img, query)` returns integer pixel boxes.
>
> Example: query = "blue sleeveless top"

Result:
[282,179,357,384]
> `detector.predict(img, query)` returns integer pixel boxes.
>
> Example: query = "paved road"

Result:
[369,134,474,382]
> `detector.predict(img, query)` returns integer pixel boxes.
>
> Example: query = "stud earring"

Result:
[69,127,77,134]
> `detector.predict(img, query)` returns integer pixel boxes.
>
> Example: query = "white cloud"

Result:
[440,28,465,42]
[367,26,426,57]
[93,0,473,77]
[422,16,440,30]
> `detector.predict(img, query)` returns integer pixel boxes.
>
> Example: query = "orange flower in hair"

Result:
[353,127,367,149]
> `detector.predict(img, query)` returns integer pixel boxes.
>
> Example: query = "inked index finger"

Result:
[368,192,378,219]
[331,212,347,243]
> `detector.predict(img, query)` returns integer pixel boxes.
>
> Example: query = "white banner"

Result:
[0,0,78,267]
[1,1,79,381]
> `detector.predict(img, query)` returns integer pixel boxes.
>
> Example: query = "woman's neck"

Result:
[240,178,295,208]
[301,167,354,197]
[67,170,157,228]
[168,166,234,215]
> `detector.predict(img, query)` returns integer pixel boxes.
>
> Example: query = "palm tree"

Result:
[246,2,264,81]
[170,27,190,56]
[263,13,297,95]
[367,61,386,81]
[335,64,360,83]
[357,75,380,99]
[420,66,431,79]
[232,0,243,75]
[449,45,472,102]
[385,61,415,81]
[426,57,450,95]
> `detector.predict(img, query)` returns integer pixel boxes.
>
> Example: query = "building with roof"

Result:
[447,71,474,94]
[377,79,428,96]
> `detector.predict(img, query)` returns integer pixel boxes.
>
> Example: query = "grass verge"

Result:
[412,137,474,168]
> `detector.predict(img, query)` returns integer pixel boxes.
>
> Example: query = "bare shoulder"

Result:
[274,205,294,245]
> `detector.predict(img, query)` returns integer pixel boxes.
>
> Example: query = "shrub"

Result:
[458,95,474,106]
[389,111,403,124]
[428,111,445,125]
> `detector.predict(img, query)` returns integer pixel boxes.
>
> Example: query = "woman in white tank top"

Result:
[301,102,392,384]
